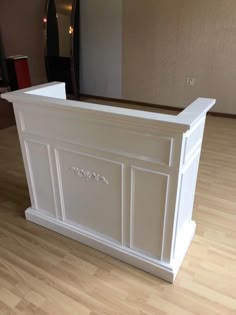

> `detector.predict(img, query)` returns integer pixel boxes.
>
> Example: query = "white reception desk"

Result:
[2,82,215,282]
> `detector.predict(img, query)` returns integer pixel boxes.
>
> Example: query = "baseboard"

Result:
[207,112,236,119]
[79,94,181,112]
[25,208,196,283]
[25,207,175,282]
[79,94,236,119]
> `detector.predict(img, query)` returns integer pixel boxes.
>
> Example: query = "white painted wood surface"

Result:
[2,82,215,282]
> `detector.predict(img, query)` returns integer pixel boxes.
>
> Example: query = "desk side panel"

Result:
[173,117,206,262]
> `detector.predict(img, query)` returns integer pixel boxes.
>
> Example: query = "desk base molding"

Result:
[25,207,196,283]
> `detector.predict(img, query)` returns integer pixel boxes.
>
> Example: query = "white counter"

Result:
[2,82,215,282]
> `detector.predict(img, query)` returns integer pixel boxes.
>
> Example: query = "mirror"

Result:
[44,0,79,95]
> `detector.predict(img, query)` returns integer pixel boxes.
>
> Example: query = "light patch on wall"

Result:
[80,0,122,98]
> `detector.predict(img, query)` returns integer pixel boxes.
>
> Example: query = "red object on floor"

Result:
[6,55,31,90]
[14,58,31,89]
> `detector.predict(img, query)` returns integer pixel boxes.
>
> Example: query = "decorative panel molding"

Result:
[183,117,205,164]
[55,148,123,242]
[24,140,56,217]
[71,167,109,184]
[173,150,201,260]
[130,167,168,259]
[18,108,173,165]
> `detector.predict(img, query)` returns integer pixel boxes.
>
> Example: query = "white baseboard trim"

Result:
[25,208,195,283]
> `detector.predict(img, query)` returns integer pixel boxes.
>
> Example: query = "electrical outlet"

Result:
[186,78,195,86]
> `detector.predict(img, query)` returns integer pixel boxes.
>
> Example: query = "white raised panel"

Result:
[56,148,123,242]
[174,150,201,255]
[19,109,172,165]
[24,141,56,217]
[130,167,168,258]
[183,118,205,164]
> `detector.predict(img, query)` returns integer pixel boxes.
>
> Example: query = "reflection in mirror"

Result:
[44,0,79,95]
[46,0,59,56]
[56,0,72,57]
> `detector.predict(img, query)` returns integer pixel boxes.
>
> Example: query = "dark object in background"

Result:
[6,55,31,91]
[44,0,80,96]
[0,84,15,130]
[0,32,15,129]
[0,30,8,84]
[45,56,73,94]
[0,97,15,130]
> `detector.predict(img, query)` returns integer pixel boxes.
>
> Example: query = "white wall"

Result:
[80,0,122,98]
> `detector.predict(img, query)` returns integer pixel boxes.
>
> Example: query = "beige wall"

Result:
[0,0,47,85]
[123,0,236,114]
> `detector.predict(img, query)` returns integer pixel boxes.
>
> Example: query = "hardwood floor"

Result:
[0,112,236,314]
